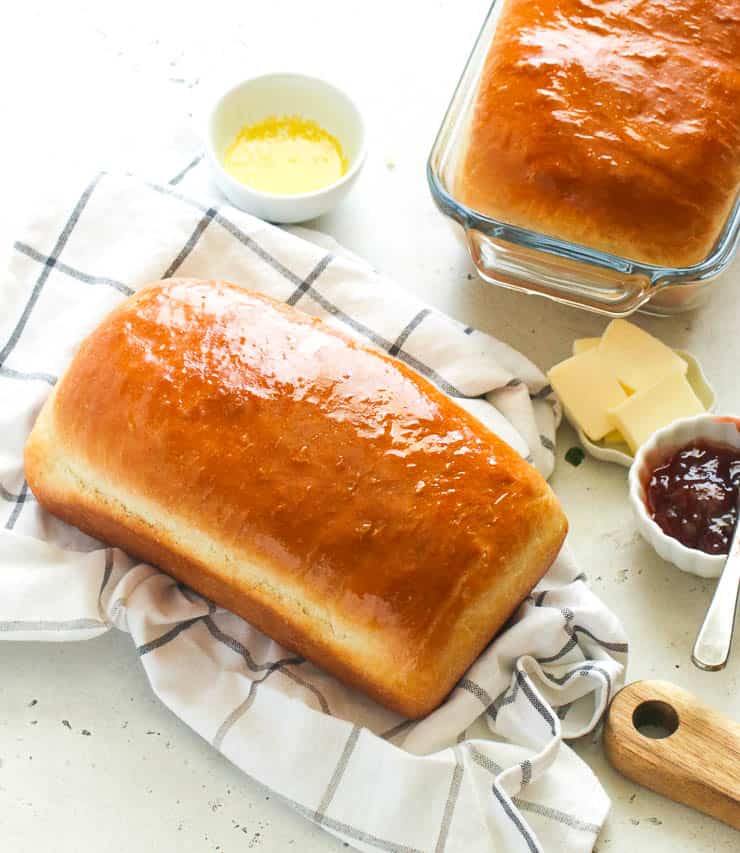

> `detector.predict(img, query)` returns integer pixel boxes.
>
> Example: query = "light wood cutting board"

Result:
[603,679,740,829]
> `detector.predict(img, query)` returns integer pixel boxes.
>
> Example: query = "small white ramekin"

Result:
[206,72,366,224]
[628,414,740,578]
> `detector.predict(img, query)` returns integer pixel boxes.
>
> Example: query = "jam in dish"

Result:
[647,441,740,555]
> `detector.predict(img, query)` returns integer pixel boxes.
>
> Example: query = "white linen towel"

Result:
[0,171,627,853]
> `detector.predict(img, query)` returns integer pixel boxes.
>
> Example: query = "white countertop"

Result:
[1,2,738,851]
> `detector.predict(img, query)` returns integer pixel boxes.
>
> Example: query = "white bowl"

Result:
[628,414,740,577]
[206,72,367,223]
[571,350,716,468]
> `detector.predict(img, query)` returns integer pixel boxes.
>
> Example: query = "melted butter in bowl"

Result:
[223,115,348,195]
[207,73,366,223]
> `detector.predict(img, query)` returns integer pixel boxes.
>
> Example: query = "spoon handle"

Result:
[692,502,740,670]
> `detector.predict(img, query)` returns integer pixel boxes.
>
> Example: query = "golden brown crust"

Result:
[456,0,740,267]
[25,279,567,717]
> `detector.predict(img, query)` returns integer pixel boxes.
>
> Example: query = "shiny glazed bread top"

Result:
[26,279,567,715]
[456,0,740,266]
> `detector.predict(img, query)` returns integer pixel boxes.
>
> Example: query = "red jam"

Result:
[646,441,740,555]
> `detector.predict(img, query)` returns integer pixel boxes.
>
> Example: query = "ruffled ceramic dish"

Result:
[569,350,715,467]
[628,414,740,578]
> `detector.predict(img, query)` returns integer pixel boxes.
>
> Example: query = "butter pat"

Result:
[602,429,626,446]
[572,337,600,355]
[609,372,705,454]
[548,350,629,441]
[599,319,686,393]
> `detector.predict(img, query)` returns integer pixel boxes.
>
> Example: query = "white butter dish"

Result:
[570,350,715,467]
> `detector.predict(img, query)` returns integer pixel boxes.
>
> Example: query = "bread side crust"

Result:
[25,386,566,718]
[25,393,419,715]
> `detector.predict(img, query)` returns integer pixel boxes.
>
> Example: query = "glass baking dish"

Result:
[427,0,740,317]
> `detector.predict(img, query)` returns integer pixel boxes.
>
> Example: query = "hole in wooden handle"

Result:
[632,699,679,739]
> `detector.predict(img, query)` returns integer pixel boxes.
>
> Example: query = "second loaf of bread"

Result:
[456,0,740,267]
[24,278,567,718]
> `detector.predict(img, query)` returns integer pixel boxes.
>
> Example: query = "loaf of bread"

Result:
[25,279,567,717]
[455,0,740,267]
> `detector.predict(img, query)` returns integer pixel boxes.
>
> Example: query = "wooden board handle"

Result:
[603,679,740,829]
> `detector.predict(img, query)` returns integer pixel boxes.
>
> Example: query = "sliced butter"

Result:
[572,337,600,355]
[548,349,629,441]
[599,319,687,393]
[609,371,705,454]
[602,429,625,446]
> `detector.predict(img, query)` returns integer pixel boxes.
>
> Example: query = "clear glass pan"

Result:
[427,0,740,317]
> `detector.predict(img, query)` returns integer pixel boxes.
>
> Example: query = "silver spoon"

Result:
[692,491,740,671]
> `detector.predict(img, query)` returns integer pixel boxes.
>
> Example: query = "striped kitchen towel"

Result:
[0,171,627,853]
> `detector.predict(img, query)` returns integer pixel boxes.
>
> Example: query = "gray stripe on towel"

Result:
[0,364,57,385]
[13,242,133,296]
[434,747,464,853]
[315,725,361,823]
[0,173,101,365]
